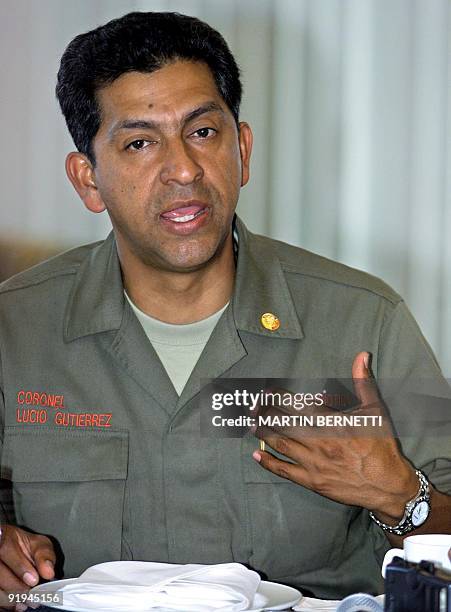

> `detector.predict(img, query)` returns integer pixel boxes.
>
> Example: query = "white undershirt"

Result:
[125,293,228,395]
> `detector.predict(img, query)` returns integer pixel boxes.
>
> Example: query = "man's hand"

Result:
[252,351,418,520]
[0,524,55,611]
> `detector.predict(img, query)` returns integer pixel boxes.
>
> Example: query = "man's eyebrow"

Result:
[183,101,225,123]
[108,119,158,139]
[108,102,225,139]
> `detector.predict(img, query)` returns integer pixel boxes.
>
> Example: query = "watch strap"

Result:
[369,469,430,535]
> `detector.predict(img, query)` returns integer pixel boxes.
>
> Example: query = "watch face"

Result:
[412,500,429,527]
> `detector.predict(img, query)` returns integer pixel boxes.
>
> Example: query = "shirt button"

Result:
[260,312,280,331]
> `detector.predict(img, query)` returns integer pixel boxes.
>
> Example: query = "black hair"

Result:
[56,11,242,164]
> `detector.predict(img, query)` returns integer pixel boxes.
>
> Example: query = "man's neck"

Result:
[118,236,235,324]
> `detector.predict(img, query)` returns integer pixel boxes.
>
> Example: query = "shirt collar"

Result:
[64,232,124,342]
[64,216,304,341]
[232,216,304,339]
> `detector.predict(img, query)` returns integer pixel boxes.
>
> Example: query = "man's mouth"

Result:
[159,202,209,233]
[163,209,205,223]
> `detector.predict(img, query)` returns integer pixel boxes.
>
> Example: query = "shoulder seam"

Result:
[280,261,402,306]
[0,267,79,295]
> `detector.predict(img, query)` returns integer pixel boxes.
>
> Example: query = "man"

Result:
[0,11,449,605]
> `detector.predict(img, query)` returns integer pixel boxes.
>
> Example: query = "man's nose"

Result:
[160,139,203,186]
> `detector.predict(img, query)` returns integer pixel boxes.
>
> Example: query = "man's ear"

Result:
[238,122,253,187]
[65,152,106,214]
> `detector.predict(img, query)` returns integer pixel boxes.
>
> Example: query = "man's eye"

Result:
[192,128,216,139]
[126,140,152,151]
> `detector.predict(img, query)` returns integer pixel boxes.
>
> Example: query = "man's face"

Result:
[77,61,252,272]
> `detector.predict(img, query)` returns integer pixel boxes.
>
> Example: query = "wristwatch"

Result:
[369,469,430,535]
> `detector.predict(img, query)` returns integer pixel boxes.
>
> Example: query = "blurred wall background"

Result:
[0,0,450,374]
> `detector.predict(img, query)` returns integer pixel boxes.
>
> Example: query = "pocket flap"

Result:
[1,427,128,482]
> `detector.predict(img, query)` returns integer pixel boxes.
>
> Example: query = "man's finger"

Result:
[0,559,31,604]
[254,431,315,467]
[0,563,30,592]
[30,537,55,581]
[252,449,309,484]
[0,529,39,588]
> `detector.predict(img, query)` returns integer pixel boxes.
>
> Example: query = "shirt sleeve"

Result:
[376,299,451,495]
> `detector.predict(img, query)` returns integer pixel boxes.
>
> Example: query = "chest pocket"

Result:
[1,426,128,578]
[241,438,352,581]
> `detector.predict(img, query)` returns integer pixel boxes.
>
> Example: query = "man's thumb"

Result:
[351,351,371,379]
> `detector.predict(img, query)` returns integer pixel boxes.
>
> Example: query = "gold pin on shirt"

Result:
[260,312,280,331]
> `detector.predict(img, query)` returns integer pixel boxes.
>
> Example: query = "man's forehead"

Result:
[96,61,226,126]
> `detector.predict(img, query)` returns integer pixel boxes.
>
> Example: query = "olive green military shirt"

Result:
[0,217,450,599]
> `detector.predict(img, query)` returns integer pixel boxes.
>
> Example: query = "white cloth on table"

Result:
[31,561,268,611]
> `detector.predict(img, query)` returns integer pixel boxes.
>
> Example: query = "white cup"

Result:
[382,534,451,577]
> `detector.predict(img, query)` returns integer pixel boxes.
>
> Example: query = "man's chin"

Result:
[153,253,220,274]
[151,234,232,273]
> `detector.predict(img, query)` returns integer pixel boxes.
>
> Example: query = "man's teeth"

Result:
[170,210,204,223]
[172,213,196,223]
